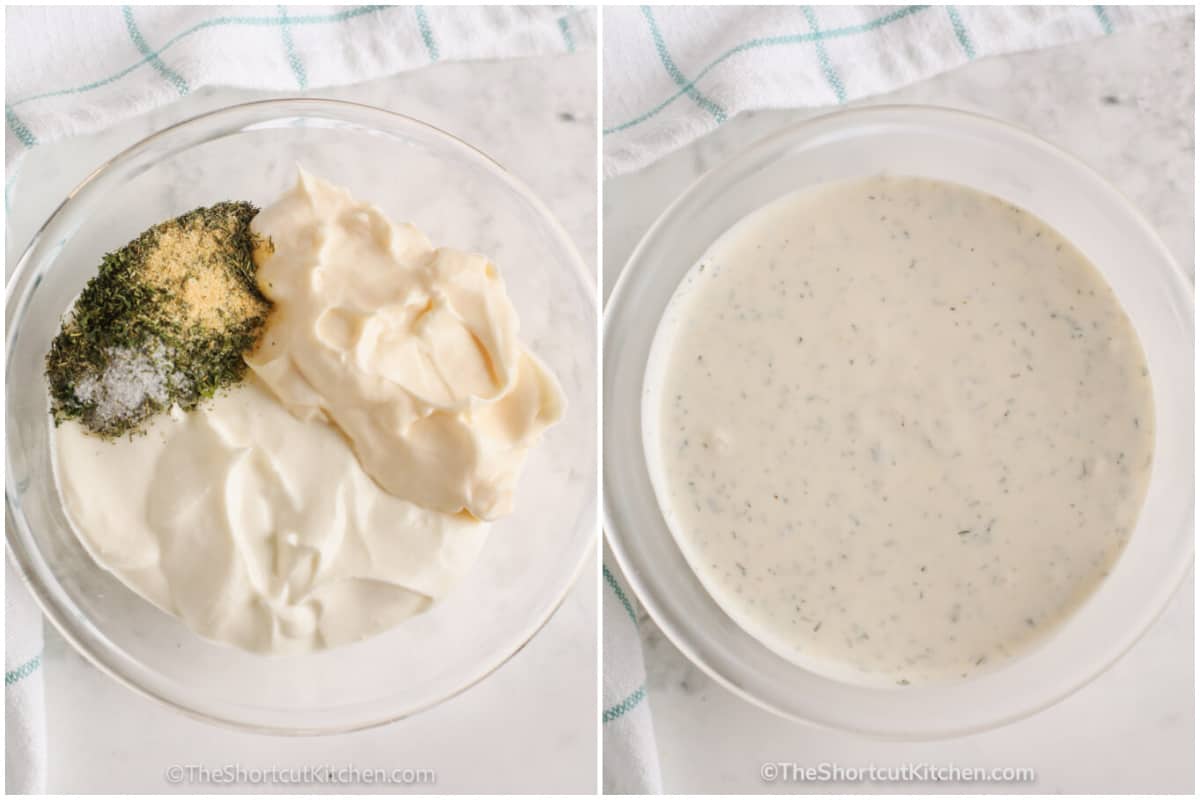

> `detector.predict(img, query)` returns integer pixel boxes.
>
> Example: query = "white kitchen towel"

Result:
[603,4,1189,176]
[5,560,46,795]
[602,552,663,795]
[5,4,595,172]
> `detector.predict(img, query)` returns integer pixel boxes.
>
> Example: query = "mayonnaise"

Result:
[247,170,565,520]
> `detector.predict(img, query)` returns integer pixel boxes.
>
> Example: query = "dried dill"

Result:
[45,201,273,438]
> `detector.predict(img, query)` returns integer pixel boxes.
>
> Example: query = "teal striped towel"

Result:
[603,4,1189,176]
[603,552,663,794]
[6,561,45,794]
[5,4,594,170]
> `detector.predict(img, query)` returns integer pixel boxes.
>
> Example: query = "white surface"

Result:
[7,52,598,794]
[604,17,1194,795]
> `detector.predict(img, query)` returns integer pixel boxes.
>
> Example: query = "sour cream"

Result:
[54,377,488,654]
[650,176,1155,686]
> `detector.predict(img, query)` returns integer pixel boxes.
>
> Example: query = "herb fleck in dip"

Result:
[651,176,1155,686]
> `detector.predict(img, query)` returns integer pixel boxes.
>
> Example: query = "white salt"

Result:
[74,343,185,430]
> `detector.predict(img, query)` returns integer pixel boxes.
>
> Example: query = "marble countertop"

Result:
[7,52,598,794]
[603,17,1194,795]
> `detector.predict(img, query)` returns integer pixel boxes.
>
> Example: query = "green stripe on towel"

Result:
[603,685,647,723]
[946,6,977,59]
[279,5,309,89]
[559,15,576,53]
[415,6,440,62]
[5,105,38,148]
[642,5,727,125]
[122,6,190,95]
[5,654,41,687]
[803,6,847,104]
[604,564,639,627]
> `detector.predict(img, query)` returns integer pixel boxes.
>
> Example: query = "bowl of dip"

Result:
[7,99,597,733]
[603,105,1192,738]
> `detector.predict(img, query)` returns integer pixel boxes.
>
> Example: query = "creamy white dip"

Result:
[651,176,1155,686]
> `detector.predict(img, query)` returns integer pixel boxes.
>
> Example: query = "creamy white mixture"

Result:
[53,171,564,654]
[651,176,1155,686]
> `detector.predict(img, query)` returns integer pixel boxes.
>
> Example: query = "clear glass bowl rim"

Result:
[5,97,597,735]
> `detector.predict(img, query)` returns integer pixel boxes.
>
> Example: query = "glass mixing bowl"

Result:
[6,99,596,734]
[604,105,1193,739]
